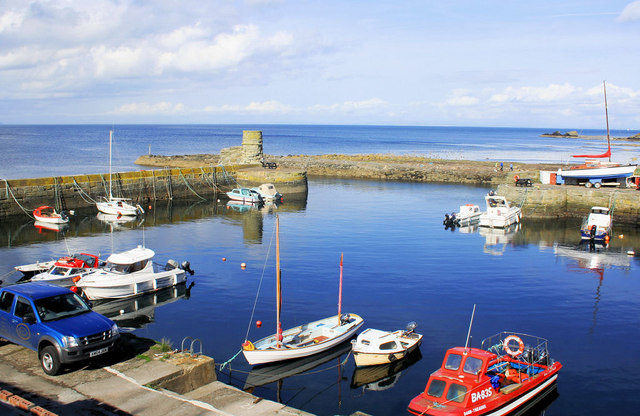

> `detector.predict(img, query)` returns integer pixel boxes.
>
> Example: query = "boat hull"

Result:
[96,201,141,216]
[353,337,422,367]
[77,269,186,300]
[479,211,520,228]
[558,164,637,179]
[243,313,364,366]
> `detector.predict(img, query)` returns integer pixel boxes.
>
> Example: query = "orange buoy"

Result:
[241,262,247,269]
[605,235,611,242]
[256,320,262,328]
[222,257,226,262]
[148,205,152,210]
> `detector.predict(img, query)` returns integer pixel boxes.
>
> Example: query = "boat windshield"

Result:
[105,259,148,273]
[34,293,91,322]
[426,379,446,398]
[446,383,467,403]
[48,266,68,276]
[463,356,483,375]
[444,353,462,370]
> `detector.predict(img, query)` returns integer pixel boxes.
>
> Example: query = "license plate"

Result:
[90,347,108,357]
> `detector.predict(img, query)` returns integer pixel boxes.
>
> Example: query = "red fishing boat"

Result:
[408,332,562,416]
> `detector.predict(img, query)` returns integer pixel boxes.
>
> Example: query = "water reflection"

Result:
[1,197,308,248]
[480,223,521,256]
[91,282,194,331]
[350,348,422,393]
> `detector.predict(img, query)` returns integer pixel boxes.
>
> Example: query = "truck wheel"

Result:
[594,182,601,189]
[585,182,592,188]
[40,346,61,376]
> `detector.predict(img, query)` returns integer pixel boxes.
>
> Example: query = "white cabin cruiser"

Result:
[251,183,283,202]
[444,204,482,227]
[351,322,423,367]
[75,246,193,300]
[478,194,521,229]
[580,206,612,241]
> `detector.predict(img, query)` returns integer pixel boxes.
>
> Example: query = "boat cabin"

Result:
[104,247,155,273]
[420,347,497,409]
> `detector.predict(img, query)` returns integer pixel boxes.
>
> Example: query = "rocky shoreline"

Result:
[135,154,561,185]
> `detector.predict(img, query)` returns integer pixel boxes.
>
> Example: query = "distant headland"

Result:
[541,130,640,140]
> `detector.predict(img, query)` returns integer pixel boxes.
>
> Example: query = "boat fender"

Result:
[514,175,520,182]
[72,275,82,283]
[503,335,525,357]
[242,341,255,351]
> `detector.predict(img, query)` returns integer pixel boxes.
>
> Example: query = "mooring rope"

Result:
[218,349,243,371]
[72,177,98,204]
[4,182,35,218]
[179,170,207,201]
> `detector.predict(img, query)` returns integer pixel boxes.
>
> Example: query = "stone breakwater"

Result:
[136,153,556,185]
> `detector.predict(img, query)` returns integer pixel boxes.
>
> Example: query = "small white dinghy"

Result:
[351,322,423,367]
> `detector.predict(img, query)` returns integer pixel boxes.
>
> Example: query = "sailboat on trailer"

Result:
[241,216,364,366]
[96,131,144,217]
[558,81,637,182]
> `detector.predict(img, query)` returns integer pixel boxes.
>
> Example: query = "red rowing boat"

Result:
[408,332,561,416]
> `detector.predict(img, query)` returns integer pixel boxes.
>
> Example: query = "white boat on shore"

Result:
[478,194,521,229]
[75,246,192,300]
[351,322,423,367]
[241,217,364,366]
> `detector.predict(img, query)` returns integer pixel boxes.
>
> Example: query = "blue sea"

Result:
[0,124,638,179]
[1,125,640,416]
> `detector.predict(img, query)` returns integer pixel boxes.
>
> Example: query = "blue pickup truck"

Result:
[0,282,119,375]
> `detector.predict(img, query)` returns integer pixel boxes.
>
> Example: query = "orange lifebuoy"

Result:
[514,175,520,182]
[503,335,525,357]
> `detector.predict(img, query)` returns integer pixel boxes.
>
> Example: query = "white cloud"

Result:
[618,1,640,22]
[489,83,577,103]
[113,102,185,115]
[204,100,293,113]
[0,9,25,32]
[309,98,387,112]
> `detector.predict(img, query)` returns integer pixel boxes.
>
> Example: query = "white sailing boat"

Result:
[241,216,364,366]
[96,131,144,217]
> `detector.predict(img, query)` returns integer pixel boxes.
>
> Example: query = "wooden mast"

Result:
[603,80,611,163]
[338,252,343,326]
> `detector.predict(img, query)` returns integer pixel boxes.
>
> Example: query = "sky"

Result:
[1,0,640,128]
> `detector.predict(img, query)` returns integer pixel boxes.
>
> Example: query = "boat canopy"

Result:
[106,246,155,265]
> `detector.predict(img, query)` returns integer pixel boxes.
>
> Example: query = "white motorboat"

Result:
[444,204,482,227]
[226,188,263,204]
[580,206,612,241]
[478,194,521,228]
[351,322,423,367]
[96,131,144,217]
[251,183,283,202]
[30,253,102,287]
[33,206,70,224]
[14,260,56,278]
[75,246,193,300]
[242,217,364,366]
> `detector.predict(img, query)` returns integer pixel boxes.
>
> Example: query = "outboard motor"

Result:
[165,259,179,270]
[405,321,417,335]
[60,211,68,220]
[443,213,450,226]
[180,261,195,275]
[590,225,597,240]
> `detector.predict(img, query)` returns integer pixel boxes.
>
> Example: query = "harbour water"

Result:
[1,124,639,180]
[1,176,639,415]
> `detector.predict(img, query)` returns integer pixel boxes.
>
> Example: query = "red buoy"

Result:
[256,320,262,328]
